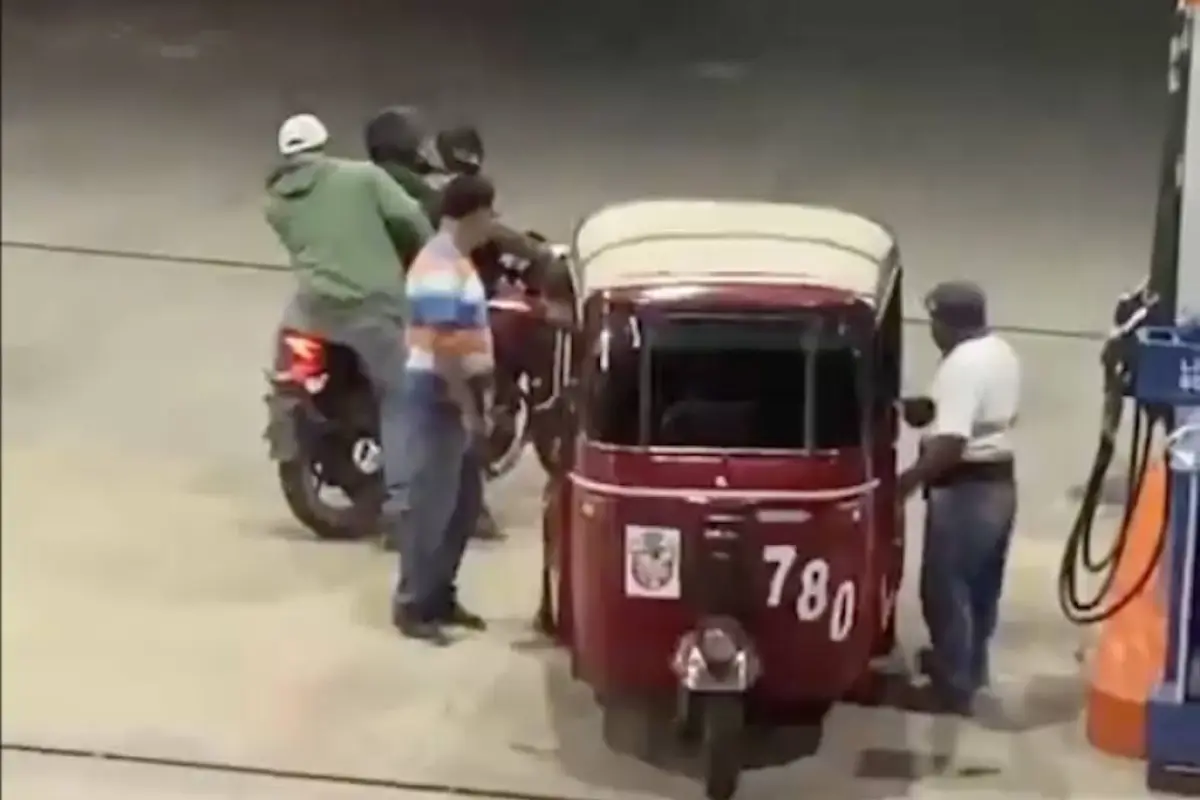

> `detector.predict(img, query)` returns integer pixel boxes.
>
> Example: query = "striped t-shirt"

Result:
[404,232,494,403]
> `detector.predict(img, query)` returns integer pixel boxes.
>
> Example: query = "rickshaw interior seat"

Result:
[651,349,861,450]
[659,398,755,447]
[584,314,868,451]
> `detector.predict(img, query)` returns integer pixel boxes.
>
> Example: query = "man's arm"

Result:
[487,221,554,285]
[370,165,435,264]
[437,355,494,428]
[407,260,494,423]
[485,222,576,328]
[898,356,981,498]
[264,201,288,245]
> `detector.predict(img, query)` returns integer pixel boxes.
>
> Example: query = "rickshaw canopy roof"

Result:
[573,199,897,304]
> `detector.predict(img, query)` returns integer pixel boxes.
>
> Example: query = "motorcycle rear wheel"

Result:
[278,458,378,540]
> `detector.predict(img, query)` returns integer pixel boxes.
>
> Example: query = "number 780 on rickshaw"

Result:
[539,198,905,800]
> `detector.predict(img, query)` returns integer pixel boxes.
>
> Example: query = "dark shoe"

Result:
[393,606,451,646]
[917,646,936,678]
[438,602,488,631]
[933,684,974,717]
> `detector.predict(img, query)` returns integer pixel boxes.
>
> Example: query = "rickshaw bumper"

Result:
[671,618,761,692]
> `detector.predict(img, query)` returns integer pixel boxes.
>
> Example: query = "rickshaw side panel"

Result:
[871,430,903,656]
[568,449,900,704]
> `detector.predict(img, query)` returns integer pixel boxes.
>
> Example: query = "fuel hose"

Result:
[1057,345,1170,625]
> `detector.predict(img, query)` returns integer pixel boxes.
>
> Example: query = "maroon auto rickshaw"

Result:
[539,199,905,799]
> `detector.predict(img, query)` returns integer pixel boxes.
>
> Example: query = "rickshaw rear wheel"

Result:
[701,694,744,800]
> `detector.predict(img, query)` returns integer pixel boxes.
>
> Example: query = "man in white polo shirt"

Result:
[898,281,1021,714]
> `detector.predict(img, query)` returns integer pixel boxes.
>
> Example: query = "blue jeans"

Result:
[386,400,482,619]
[920,480,1017,705]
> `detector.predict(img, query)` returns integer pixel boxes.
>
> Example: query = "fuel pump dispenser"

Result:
[1143,0,1200,785]
[1059,0,1199,790]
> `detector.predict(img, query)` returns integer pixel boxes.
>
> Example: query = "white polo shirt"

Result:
[928,333,1021,462]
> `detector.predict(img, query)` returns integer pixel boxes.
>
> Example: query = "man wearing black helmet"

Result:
[364,106,565,541]
[364,106,442,220]
[363,107,561,294]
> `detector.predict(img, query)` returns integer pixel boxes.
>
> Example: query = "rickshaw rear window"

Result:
[646,314,862,450]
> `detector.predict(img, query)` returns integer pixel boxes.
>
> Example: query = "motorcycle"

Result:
[264,125,576,540]
[265,328,385,540]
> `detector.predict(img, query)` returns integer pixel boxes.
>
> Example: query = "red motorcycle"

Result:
[264,249,575,540]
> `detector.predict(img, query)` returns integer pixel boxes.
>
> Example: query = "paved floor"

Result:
[0,0,1175,797]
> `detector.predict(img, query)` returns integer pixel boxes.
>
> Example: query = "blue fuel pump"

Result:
[1058,1,1200,791]
[1142,0,1200,789]
[1135,326,1200,788]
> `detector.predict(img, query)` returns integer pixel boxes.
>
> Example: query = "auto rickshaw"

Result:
[539,199,905,799]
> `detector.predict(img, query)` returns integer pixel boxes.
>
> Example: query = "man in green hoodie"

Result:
[266,112,435,530]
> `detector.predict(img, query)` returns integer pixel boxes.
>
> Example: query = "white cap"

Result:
[277,113,329,156]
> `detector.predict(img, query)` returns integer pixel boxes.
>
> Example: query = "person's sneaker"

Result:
[439,602,488,631]
[392,606,451,646]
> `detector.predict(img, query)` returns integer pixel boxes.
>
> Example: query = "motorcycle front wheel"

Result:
[277,456,380,541]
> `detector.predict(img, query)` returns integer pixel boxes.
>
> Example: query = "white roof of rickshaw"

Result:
[572,199,897,303]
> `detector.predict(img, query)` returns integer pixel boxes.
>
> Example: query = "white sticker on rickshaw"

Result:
[624,525,682,599]
[763,545,857,642]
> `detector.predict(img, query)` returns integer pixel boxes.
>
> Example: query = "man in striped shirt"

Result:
[389,174,497,644]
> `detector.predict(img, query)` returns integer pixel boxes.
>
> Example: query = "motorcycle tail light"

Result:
[280,332,326,383]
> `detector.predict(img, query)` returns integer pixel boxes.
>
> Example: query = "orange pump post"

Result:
[1084,461,1169,758]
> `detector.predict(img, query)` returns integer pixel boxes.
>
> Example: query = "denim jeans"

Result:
[386,400,483,619]
[920,479,1017,705]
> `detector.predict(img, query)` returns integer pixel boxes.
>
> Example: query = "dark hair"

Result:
[925,280,987,332]
[440,174,495,220]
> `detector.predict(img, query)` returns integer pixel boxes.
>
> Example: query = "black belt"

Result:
[928,459,1015,488]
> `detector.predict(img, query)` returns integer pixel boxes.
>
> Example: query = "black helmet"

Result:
[435,124,485,175]
[364,106,430,170]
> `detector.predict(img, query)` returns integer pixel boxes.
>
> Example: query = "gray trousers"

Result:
[279,292,410,514]
[389,401,483,618]
[920,479,1017,705]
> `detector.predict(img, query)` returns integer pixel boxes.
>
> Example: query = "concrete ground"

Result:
[0,0,1174,797]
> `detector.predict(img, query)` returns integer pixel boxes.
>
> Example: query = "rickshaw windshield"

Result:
[586,310,865,451]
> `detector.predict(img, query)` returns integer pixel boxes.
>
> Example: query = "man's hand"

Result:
[900,397,936,428]
[463,406,489,439]
[897,469,922,503]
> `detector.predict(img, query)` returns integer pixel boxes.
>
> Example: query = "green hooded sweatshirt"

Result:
[377,161,441,221]
[265,154,434,315]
